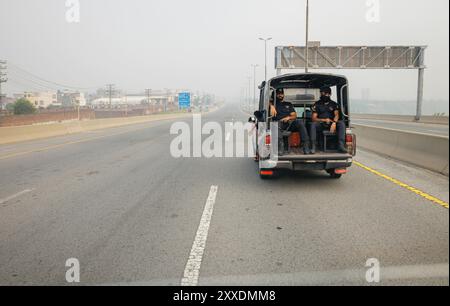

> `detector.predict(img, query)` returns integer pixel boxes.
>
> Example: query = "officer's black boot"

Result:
[310,142,316,154]
[337,122,347,153]
[284,139,290,155]
[278,139,285,156]
[338,142,347,153]
[303,142,311,155]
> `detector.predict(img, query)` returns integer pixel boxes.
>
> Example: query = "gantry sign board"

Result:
[274,46,427,120]
[275,46,426,70]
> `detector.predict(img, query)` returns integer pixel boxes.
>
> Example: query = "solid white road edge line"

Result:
[181,185,219,286]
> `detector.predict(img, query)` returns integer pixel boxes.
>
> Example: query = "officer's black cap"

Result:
[320,86,332,94]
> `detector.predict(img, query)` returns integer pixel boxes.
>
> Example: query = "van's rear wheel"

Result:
[330,173,342,179]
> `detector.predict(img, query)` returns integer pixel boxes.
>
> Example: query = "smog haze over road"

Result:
[0,0,449,114]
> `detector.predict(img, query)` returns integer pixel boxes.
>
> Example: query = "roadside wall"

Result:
[0,113,192,145]
[0,110,95,127]
[0,106,180,127]
[354,124,449,176]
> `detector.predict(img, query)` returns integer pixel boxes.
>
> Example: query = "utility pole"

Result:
[305,0,310,73]
[164,88,170,112]
[251,64,259,109]
[145,88,152,114]
[106,84,115,108]
[77,101,80,121]
[145,89,152,105]
[0,60,7,110]
[124,91,128,117]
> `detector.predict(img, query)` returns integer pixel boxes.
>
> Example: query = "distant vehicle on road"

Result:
[250,73,357,179]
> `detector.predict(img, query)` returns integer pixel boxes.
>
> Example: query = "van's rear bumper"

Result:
[277,153,352,161]
[260,155,353,171]
[278,160,353,171]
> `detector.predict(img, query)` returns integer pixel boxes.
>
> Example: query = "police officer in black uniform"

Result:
[270,88,311,155]
[309,86,347,154]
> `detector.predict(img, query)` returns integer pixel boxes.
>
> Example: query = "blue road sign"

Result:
[178,92,191,109]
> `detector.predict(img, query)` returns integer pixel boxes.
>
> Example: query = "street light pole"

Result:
[247,77,252,109]
[305,0,310,73]
[251,64,259,109]
[259,37,272,82]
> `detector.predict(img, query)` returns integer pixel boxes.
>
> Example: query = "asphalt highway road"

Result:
[352,119,449,137]
[0,103,448,286]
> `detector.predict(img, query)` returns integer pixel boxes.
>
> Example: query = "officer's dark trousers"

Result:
[278,120,310,149]
[310,121,346,147]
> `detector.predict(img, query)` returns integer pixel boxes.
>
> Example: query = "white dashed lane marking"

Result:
[181,185,219,286]
[0,189,35,206]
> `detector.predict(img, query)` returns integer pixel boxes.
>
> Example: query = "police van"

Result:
[250,73,357,179]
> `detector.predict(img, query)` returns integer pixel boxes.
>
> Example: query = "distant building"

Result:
[91,95,169,107]
[0,97,15,110]
[15,91,58,109]
[90,90,178,108]
[57,90,87,107]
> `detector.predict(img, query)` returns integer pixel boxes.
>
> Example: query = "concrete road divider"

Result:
[353,124,449,176]
[0,113,194,145]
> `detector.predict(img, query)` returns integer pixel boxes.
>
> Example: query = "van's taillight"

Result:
[335,169,348,175]
[345,131,356,156]
[265,135,271,145]
[260,170,274,176]
[346,134,353,143]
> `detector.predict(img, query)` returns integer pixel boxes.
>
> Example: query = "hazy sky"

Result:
[0,0,448,109]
